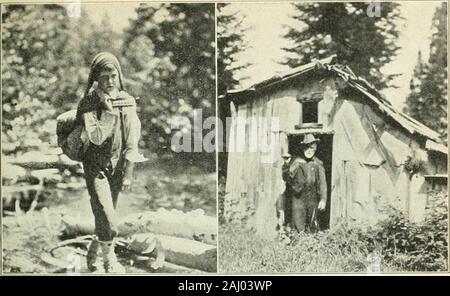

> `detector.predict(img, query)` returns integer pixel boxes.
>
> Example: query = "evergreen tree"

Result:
[217,3,249,96]
[404,51,427,116]
[83,13,121,64]
[217,3,250,176]
[282,2,401,89]
[122,3,215,168]
[404,3,447,142]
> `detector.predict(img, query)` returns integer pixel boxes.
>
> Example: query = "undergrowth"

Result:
[219,191,448,273]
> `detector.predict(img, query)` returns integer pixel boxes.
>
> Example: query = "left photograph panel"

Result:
[1,2,217,274]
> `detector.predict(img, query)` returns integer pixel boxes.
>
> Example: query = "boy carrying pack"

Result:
[59,52,146,273]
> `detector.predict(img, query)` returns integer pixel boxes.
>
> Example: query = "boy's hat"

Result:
[84,52,125,97]
[301,134,320,145]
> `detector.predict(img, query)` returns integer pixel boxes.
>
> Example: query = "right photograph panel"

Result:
[217,1,448,273]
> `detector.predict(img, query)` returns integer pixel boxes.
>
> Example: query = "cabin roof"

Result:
[226,55,446,151]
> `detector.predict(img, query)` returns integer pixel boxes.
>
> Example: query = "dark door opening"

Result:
[287,133,333,230]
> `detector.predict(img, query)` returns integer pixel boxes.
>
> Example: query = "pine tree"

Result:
[282,2,401,89]
[122,3,215,167]
[83,13,121,63]
[404,51,428,116]
[403,51,428,123]
[404,3,447,142]
[123,3,214,112]
[217,3,249,96]
[217,3,250,176]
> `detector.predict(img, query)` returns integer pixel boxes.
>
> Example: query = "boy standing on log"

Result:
[76,52,146,273]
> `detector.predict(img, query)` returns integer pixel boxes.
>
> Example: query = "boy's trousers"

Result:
[84,161,123,241]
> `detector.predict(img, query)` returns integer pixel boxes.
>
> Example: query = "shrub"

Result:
[220,190,448,273]
[365,191,448,271]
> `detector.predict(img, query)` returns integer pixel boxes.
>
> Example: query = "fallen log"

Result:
[2,184,44,210]
[118,233,214,272]
[7,151,82,173]
[55,182,85,190]
[2,167,63,189]
[151,261,205,273]
[30,169,62,183]
[119,233,215,272]
[41,248,205,274]
[60,208,217,245]
[2,163,27,184]
[117,254,206,274]
[154,234,216,272]
[118,233,216,272]
[41,252,83,273]
[2,184,44,195]
[47,233,214,273]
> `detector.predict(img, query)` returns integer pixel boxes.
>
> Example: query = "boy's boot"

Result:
[86,238,105,272]
[100,240,125,273]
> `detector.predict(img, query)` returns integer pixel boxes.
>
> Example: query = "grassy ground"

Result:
[218,188,447,274]
[218,224,400,274]
[2,156,216,274]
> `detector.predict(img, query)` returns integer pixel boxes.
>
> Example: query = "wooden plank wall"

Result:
[330,93,429,226]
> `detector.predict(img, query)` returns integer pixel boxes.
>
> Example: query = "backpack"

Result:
[56,92,137,162]
[56,110,84,162]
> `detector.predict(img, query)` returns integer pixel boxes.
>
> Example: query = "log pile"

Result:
[58,208,218,273]
[60,208,217,245]
[3,148,83,175]
[2,148,84,213]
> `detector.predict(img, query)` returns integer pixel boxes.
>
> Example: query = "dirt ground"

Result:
[2,159,216,274]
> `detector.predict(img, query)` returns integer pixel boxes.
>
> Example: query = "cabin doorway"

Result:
[287,133,333,230]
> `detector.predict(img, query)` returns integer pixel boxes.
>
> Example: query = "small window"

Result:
[303,101,318,123]
[295,93,323,129]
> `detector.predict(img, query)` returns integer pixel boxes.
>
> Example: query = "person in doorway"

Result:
[76,52,146,273]
[282,134,327,232]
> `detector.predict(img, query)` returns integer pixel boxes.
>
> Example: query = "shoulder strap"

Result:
[116,91,136,154]
[112,99,135,108]
[119,107,127,152]
[113,91,136,107]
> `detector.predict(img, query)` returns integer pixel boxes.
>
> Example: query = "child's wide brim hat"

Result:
[301,134,320,145]
[84,52,125,97]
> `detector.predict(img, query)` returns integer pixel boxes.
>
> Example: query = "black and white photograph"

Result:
[218,1,448,273]
[1,1,217,274]
[0,0,449,278]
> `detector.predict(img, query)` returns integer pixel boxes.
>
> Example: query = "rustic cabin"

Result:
[223,55,448,237]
